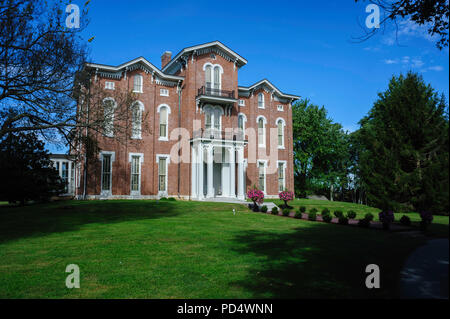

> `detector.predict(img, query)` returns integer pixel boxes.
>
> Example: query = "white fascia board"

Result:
[85,57,184,82]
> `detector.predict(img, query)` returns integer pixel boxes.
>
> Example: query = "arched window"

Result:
[158,104,171,141]
[237,113,247,139]
[205,65,212,89]
[204,105,223,133]
[103,98,116,137]
[213,66,220,90]
[257,116,266,147]
[131,101,143,139]
[133,74,143,93]
[276,118,285,148]
[258,93,265,108]
[203,63,222,95]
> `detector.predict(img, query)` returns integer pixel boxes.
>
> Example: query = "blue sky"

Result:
[48,0,449,153]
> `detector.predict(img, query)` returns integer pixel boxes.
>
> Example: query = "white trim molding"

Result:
[157,104,171,141]
[277,160,287,192]
[256,115,267,148]
[275,117,286,149]
[156,154,170,197]
[257,159,268,194]
[131,100,144,139]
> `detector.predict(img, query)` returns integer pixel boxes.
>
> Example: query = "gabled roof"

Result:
[238,79,300,100]
[85,57,184,82]
[162,41,248,74]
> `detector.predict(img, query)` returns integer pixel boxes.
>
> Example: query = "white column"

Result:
[229,147,236,198]
[207,145,214,198]
[67,161,72,194]
[237,147,244,200]
[197,144,204,199]
[191,146,197,199]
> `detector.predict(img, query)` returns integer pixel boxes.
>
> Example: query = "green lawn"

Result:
[264,198,449,237]
[0,199,447,298]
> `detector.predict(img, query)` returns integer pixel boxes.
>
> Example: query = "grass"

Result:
[265,198,449,237]
[0,199,447,298]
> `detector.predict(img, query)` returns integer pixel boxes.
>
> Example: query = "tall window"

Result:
[131,102,143,139]
[277,119,285,148]
[101,154,112,192]
[158,157,167,192]
[213,66,220,90]
[257,117,266,147]
[204,105,222,133]
[258,162,265,192]
[205,65,212,89]
[258,93,265,108]
[278,162,285,192]
[133,74,143,93]
[238,114,244,134]
[131,155,141,193]
[103,98,115,137]
[204,63,222,94]
[158,104,170,141]
[62,162,69,193]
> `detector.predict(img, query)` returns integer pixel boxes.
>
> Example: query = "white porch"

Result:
[191,139,247,200]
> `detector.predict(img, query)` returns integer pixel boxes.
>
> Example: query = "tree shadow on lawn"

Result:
[230,223,426,299]
[0,200,180,244]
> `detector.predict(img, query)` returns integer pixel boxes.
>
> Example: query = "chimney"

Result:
[161,51,172,69]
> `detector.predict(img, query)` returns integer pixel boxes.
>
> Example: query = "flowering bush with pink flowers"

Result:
[247,188,264,205]
[279,190,294,207]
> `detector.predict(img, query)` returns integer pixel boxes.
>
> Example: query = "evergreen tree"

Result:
[0,132,64,205]
[357,72,449,213]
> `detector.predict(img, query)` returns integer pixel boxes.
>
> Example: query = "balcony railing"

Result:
[193,128,245,141]
[197,86,235,99]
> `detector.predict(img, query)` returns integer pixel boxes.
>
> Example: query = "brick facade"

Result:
[76,41,299,200]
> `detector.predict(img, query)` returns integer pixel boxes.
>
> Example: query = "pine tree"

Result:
[357,72,449,213]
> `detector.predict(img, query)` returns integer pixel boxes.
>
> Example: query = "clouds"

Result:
[383,55,442,72]
[381,19,437,46]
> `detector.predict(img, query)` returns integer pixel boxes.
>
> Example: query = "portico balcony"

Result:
[196,86,237,107]
[192,128,246,142]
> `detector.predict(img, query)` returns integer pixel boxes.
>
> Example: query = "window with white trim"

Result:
[131,101,143,139]
[160,88,169,96]
[258,161,266,193]
[204,105,222,132]
[103,98,116,137]
[278,162,286,192]
[238,114,245,136]
[105,81,115,90]
[239,99,245,106]
[277,105,283,111]
[133,74,143,93]
[204,63,222,95]
[101,154,112,192]
[257,116,266,147]
[157,104,171,141]
[277,119,285,148]
[130,155,141,194]
[158,156,168,192]
[258,93,265,108]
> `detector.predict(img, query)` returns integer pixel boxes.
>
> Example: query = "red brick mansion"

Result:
[72,41,299,200]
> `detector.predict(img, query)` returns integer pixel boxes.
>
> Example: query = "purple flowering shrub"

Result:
[419,211,433,223]
[247,188,264,205]
[279,190,294,208]
[378,210,395,224]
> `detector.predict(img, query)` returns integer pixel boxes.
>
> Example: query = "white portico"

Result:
[191,135,246,201]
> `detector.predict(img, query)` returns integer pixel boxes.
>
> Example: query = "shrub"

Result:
[419,211,433,231]
[379,210,395,230]
[168,197,176,201]
[294,211,302,219]
[299,206,306,213]
[282,208,290,217]
[364,213,374,221]
[358,218,371,228]
[260,205,268,213]
[321,208,330,216]
[247,188,264,206]
[334,210,344,218]
[271,207,279,215]
[322,214,332,223]
[310,208,318,214]
[347,210,357,219]
[279,190,294,208]
[399,215,411,226]
[308,211,317,221]
[338,217,349,225]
